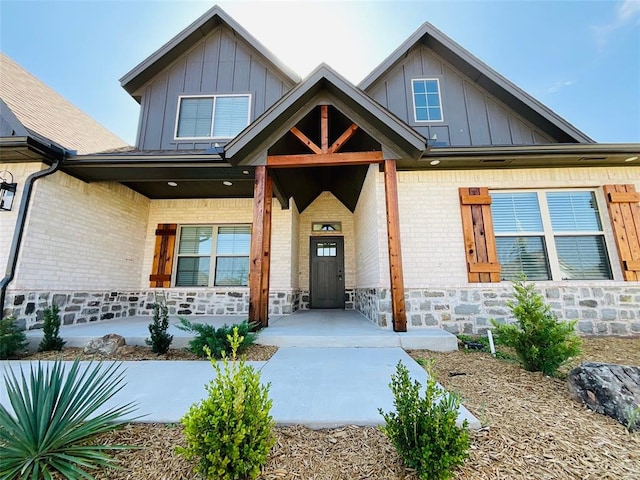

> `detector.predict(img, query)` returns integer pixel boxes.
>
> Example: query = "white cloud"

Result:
[547,80,575,94]
[617,0,640,23]
[592,0,640,50]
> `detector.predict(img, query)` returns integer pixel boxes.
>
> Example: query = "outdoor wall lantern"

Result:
[0,170,17,211]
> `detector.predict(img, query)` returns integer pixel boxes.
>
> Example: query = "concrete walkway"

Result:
[24,310,458,351]
[0,347,481,430]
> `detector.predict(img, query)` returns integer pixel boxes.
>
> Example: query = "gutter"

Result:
[0,149,64,318]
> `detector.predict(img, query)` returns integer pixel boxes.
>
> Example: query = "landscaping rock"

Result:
[568,362,640,432]
[84,333,126,356]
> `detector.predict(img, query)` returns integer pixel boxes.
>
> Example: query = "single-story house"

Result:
[1,5,638,337]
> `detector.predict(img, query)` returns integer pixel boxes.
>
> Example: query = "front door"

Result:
[310,236,345,309]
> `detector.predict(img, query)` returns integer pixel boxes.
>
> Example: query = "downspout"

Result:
[0,155,64,318]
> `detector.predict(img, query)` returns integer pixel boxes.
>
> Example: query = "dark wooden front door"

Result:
[310,236,345,309]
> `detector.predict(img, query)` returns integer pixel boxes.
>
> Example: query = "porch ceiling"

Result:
[272,164,369,212]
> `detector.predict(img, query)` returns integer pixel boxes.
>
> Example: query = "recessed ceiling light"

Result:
[223,181,233,186]
[167,181,178,187]
[242,170,250,175]
[430,160,441,166]
[624,156,638,162]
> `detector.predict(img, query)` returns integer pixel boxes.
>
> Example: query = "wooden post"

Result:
[320,105,329,153]
[384,159,407,332]
[249,166,269,328]
[259,173,273,325]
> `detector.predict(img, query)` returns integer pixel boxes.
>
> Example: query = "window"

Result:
[490,190,612,281]
[312,222,342,232]
[175,95,250,139]
[411,79,443,122]
[175,225,250,287]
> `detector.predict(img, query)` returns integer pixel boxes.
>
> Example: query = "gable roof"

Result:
[0,53,128,155]
[120,5,300,101]
[359,22,594,144]
[225,63,427,164]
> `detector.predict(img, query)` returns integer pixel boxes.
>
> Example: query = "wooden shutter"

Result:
[603,185,640,281]
[459,187,501,282]
[149,223,177,287]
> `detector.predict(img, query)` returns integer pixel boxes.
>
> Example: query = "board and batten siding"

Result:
[136,25,295,150]
[365,45,556,147]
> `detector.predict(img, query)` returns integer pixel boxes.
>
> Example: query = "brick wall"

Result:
[143,197,294,290]
[297,191,356,290]
[0,162,44,269]
[394,166,640,287]
[11,170,150,290]
[354,164,382,287]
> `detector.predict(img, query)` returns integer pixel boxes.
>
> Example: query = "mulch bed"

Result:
[16,337,640,478]
[22,344,279,362]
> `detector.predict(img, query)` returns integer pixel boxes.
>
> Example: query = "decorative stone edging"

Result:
[6,285,639,335]
[356,285,640,335]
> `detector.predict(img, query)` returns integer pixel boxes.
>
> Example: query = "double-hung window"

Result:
[411,79,443,122]
[175,94,250,139]
[491,190,612,281]
[175,225,250,287]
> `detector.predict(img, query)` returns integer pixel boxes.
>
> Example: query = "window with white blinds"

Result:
[491,190,612,281]
[175,225,250,287]
[175,95,250,139]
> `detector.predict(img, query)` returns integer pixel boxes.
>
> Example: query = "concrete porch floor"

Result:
[25,309,458,352]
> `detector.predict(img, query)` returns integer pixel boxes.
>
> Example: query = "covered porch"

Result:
[24,309,458,351]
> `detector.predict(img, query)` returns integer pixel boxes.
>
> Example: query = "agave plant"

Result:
[0,359,138,480]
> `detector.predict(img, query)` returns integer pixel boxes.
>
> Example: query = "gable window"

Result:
[490,190,612,281]
[411,79,442,122]
[175,94,250,139]
[175,225,250,287]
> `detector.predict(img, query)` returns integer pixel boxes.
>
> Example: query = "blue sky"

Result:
[1,0,639,145]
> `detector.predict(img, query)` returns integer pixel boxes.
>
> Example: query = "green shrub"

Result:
[0,359,138,479]
[490,277,582,376]
[177,318,256,358]
[38,304,66,352]
[145,302,173,354]
[177,328,275,480]
[0,316,27,359]
[379,360,469,480]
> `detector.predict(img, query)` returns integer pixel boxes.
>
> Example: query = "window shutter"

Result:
[603,185,640,281]
[459,187,501,282]
[149,223,177,287]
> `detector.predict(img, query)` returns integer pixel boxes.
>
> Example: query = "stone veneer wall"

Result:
[6,289,299,330]
[355,285,640,335]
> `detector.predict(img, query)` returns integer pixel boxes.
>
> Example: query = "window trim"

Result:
[411,78,444,123]
[173,94,252,140]
[490,188,612,281]
[173,224,251,288]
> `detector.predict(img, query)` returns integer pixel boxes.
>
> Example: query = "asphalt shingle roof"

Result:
[0,53,129,155]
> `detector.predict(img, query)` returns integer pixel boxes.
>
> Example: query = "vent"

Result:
[480,159,508,163]
[579,157,607,161]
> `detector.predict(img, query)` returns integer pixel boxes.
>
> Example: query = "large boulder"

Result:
[568,362,640,432]
[84,333,126,356]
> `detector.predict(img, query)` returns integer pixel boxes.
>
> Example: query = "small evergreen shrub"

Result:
[177,328,275,480]
[177,319,256,358]
[379,360,469,480]
[0,316,27,359]
[145,302,173,354]
[490,277,582,376]
[38,305,65,352]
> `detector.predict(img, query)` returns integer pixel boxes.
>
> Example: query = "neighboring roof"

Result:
[120,5,300,101]
[359,22,594,144]
[225,63,427,164]
[0,53,128,155]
